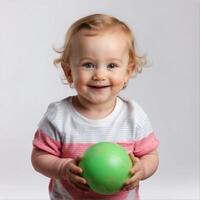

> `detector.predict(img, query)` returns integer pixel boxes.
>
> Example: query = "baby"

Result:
[31,13,159,200]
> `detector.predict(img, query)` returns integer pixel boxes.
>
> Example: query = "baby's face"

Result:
[67,29,133,105]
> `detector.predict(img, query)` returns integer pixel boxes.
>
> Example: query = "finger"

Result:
[125,172,141,185]
[70,173,87,185]
[130,156,142,174]
[129,153,135,162]
[123,173,140,190]
[123,180,139,191]
[132,155,140,165]
[129,154,140,171]
[74,182,90,191]
[69,178,90,191]
[69,174,90,191]
[130,163,141,175]
[70,164,83,174]
[75,155,83,164]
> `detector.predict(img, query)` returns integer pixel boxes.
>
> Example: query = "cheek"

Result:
[110,78,125,89]
[111,72,126,84]
[73,70,90,84]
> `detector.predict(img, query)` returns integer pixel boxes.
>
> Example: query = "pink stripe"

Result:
[33,129,62,156]
[61,135,159,159]
[62,143,93,158]
[133,132,159,157]
[62,142,135,158]
[60,180,129,200]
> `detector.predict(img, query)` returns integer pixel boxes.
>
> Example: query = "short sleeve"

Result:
[133,102,159,157]
[32,103,62,157]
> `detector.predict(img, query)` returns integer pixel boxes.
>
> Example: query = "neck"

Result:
[72,96,117,119]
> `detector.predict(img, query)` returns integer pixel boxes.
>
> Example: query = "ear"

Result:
[61,62,73,84]
[125,62,135,81]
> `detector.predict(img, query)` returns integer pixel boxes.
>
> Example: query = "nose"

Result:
[92,67,106,81]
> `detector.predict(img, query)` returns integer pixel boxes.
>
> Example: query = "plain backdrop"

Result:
[0,0,199,199]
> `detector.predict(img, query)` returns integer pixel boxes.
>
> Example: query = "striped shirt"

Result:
[33,96,159,200]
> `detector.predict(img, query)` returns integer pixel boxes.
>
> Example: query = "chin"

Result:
[86,96,110,104]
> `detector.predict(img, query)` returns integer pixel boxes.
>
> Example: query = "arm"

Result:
[140,149,159,180]
[31,147,89,191]
[31,147,72,180]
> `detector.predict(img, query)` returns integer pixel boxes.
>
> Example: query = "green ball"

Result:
[79,142,132,195]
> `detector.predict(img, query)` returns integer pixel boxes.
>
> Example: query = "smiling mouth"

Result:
[88,85,110,89]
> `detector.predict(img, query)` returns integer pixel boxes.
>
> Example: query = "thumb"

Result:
[129,153,135,165]
[75,155,83,164]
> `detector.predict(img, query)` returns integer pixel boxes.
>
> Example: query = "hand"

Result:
[122,153,145,191]
[64,156,90,191]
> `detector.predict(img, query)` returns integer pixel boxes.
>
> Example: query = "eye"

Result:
[82,62,95,69]
[107,63,118,70]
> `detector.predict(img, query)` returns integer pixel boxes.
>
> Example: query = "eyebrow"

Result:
[79,57,122,63]
[108,58,122,63]
[79,57,93,61]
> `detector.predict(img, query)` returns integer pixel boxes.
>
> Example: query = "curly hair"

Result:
[54,14,147,81]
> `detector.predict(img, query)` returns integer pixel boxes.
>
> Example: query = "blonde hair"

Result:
[54,14,147,76]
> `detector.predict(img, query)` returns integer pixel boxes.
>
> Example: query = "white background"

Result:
[0,0,199,199]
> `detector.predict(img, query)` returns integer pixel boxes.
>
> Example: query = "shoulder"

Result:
[43,96,72,122]
[118,96,152,132]
[118,96,148,118]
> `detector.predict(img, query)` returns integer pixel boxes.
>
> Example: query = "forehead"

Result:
[70,28,129,58]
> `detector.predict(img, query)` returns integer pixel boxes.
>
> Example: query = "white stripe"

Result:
[39,96,154,144]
